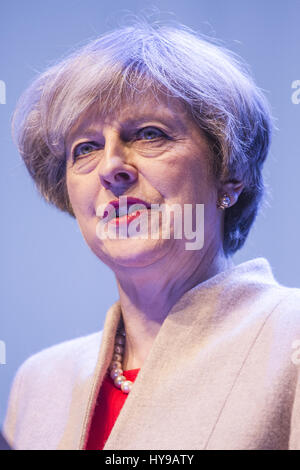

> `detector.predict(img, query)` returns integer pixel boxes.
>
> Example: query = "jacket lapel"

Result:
[76,301,122,450]
[80,259,280,450]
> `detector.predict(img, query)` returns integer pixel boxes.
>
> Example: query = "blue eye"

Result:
[136,127,167,141]
[73,141,99,160]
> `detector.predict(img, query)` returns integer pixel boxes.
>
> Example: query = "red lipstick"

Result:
[103,196,151,225]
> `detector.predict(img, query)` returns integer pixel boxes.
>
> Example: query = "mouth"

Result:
[103,196,152,223]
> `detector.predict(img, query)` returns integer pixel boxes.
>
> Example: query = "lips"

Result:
[103,197,151,222]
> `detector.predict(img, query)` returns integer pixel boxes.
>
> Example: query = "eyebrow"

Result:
[118,112,186,129]
[67,110,187,148]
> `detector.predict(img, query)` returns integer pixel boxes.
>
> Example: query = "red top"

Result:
[85,368,140,450]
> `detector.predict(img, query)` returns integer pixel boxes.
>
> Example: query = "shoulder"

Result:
[2,331,103,449]
[235,257,300,328]
[269,286,300,334]
[271,286,300,319]
[13,330,103,387]
[258,286,300,368]
[26,330,103,363]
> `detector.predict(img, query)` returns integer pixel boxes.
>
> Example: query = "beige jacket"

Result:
[3,258,300,450]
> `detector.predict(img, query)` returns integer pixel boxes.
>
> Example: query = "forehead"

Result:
[66,90,191,142]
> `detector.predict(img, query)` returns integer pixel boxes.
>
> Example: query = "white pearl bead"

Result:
[121,380,132,394]
[114,345,124,354]
[113,353,122,362]
[115,334,125,345]
[110,360,122,371]
[110,368,123,380]
[114,375,126,388]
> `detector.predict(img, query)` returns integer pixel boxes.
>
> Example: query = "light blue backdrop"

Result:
[1,0,300,426]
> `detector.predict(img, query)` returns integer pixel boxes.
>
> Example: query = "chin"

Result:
[91,236,171,269]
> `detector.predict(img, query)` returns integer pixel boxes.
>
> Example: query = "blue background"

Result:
[1,0,300,426]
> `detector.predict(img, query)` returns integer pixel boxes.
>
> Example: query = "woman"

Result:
[3,21,300,450]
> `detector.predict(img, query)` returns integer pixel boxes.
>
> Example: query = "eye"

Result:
[73,141,100,160]
[135,126,168,141]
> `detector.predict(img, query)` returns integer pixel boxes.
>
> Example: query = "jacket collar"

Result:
[77,257,279,449]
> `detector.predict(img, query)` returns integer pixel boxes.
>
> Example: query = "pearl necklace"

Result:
[109,324,133,394]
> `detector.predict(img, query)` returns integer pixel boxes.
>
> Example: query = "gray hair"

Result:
[12,20,272,256]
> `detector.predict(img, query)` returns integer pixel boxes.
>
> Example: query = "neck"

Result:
[114,246,233,370]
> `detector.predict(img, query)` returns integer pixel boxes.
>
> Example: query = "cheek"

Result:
[176,155,216,202]
[66,172,96,217]
[188,151,218,202]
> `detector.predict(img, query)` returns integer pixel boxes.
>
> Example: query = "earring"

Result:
[217,194,231,210]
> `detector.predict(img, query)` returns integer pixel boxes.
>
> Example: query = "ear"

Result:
[217,180,245,207]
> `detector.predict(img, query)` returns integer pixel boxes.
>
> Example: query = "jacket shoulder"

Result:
[2,331,103,448]
[273,286,300,316]
[17,330,103,379]
[266,286,300,342]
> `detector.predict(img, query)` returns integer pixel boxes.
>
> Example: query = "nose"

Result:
[99,130,138,197]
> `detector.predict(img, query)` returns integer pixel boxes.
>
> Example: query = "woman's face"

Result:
[65,91,222,271]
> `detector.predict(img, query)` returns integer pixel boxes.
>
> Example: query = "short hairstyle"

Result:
[12,19,272,256]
